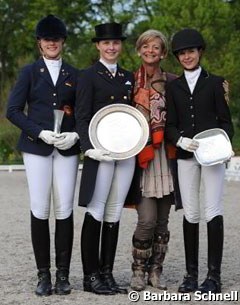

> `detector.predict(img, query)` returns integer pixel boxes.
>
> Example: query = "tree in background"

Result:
[1,0,240,161]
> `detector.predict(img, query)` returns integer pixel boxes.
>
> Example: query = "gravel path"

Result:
[1,171,239,305]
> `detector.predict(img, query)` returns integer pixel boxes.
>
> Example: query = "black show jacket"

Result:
[165,69,234,159]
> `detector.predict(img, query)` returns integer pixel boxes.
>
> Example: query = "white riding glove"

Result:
[54,132,79,150]
[39,130,57,145]
[85,149,113,162]
[176,136,199,152]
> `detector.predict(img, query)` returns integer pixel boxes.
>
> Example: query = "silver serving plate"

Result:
[89,104,149,160]
[193,128,232,166]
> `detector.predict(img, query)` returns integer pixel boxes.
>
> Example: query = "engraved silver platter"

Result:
[89,104,149,160]
[193,128,232,166]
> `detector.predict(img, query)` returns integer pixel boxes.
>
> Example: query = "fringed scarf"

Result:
[134,65,169,168]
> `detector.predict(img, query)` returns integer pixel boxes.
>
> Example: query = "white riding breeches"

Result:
[87,157,136,223]
[177,157,225,223]
[23,150,79,220]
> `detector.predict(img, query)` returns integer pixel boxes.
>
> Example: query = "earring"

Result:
[138,53,141,57]
[160,56,164,59]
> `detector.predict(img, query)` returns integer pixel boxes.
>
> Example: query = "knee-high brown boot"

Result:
[130,236,152,291]
[148,231,170,290]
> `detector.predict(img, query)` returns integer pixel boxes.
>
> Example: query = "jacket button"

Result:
[110,96,114,100]
[53,93,56,96]
[123,96,127,100]
[27,136,34,141]
[53,102,56,106]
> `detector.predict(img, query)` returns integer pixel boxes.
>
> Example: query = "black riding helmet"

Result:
[35,14,67,40]
[172,28,205,55]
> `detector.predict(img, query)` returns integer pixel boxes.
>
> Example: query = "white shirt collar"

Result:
[99,58,117,71]
[184,67,202,93]
[184,66,202,83]
[43,57,62,68]
[43,57,62,85]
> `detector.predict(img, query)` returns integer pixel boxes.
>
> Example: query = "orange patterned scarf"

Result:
[134,65,168,168]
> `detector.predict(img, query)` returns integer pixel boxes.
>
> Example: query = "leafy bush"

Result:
[0,118,22,164]
[232,122,240,156]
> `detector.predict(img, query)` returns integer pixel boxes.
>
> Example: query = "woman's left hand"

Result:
[54,132,79,150]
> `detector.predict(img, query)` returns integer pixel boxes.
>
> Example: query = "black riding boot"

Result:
[198,215,223,293]
[31,212,52,296]
[81,212,115,295]
[100,221,128,294]
[55,212,74,295]
[178,217,199,293]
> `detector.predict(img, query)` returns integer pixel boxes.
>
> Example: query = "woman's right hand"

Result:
[38,130,57,145]
[176,136,199,152]
[85,149,113,162]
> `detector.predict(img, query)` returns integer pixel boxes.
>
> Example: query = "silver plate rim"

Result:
[193,128,232,166]
[89,104,149,160]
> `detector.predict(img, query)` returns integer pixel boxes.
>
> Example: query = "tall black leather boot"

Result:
[31,212,52,296]
[100,221,128,294]
[198,215,223,293]
[81,212,115,295]
[54,212,74,295]
[178,217,199,293]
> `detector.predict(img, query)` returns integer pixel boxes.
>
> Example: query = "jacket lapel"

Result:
[193,69,209,94]
[56,61,72,87]
[176,74,191,94]
[37,58,54,87]
[96,61,115,84]
[176,68,209,95]
[115,65,127,83]
[95,61,127,84]
[36,58,73,88]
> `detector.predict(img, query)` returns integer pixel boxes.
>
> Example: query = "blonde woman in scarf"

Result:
[130,29,181,291]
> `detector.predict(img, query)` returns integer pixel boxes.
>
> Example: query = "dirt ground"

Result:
[0,170,239,305]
